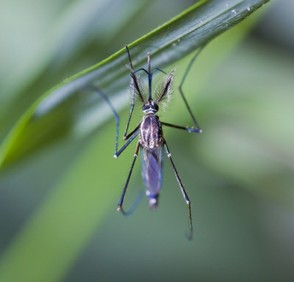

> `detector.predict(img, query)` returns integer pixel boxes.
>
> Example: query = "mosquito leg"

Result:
[123,90,136,139]
[117,142,140,215]
[178,45,206,131]
[124,46,146,137]
[115,127,140,158]
[88,86,120,155]
[125,45,134,70]
[123,46,137,138]
[161,121,202,133]
[154,67,167,75]
[88,86,140,158]
[126,46,149,77]
[164,140,193,240]
[123,72,146,137]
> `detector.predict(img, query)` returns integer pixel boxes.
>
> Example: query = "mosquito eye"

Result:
[142,104,148,111]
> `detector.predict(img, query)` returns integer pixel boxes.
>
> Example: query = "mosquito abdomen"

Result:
[141,147,163,208]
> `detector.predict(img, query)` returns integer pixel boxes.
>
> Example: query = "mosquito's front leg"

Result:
[178,45,206,131]
[87,87,121,155]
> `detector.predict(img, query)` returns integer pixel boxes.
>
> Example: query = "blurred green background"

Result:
[0,0,294,281]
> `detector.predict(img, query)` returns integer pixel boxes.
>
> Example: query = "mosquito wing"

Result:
[141,147,163,208]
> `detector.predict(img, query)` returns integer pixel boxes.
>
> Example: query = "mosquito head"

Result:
[142,100,159,114]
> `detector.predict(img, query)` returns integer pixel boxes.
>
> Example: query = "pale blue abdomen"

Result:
[141,147,163,208]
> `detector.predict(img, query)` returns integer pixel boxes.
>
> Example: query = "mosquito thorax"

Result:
[140,108,163,149]
[142,100,159,114]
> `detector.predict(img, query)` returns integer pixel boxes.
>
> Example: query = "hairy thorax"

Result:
[139,114,164,149]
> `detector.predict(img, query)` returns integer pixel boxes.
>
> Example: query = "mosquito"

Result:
[91,45,204,239]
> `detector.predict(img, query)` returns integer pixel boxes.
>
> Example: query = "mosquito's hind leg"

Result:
[117,142,141,215]
[163,140,193,240]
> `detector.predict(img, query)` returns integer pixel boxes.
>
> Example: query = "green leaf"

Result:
[0,0,269,168]
[0,1,272,282]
